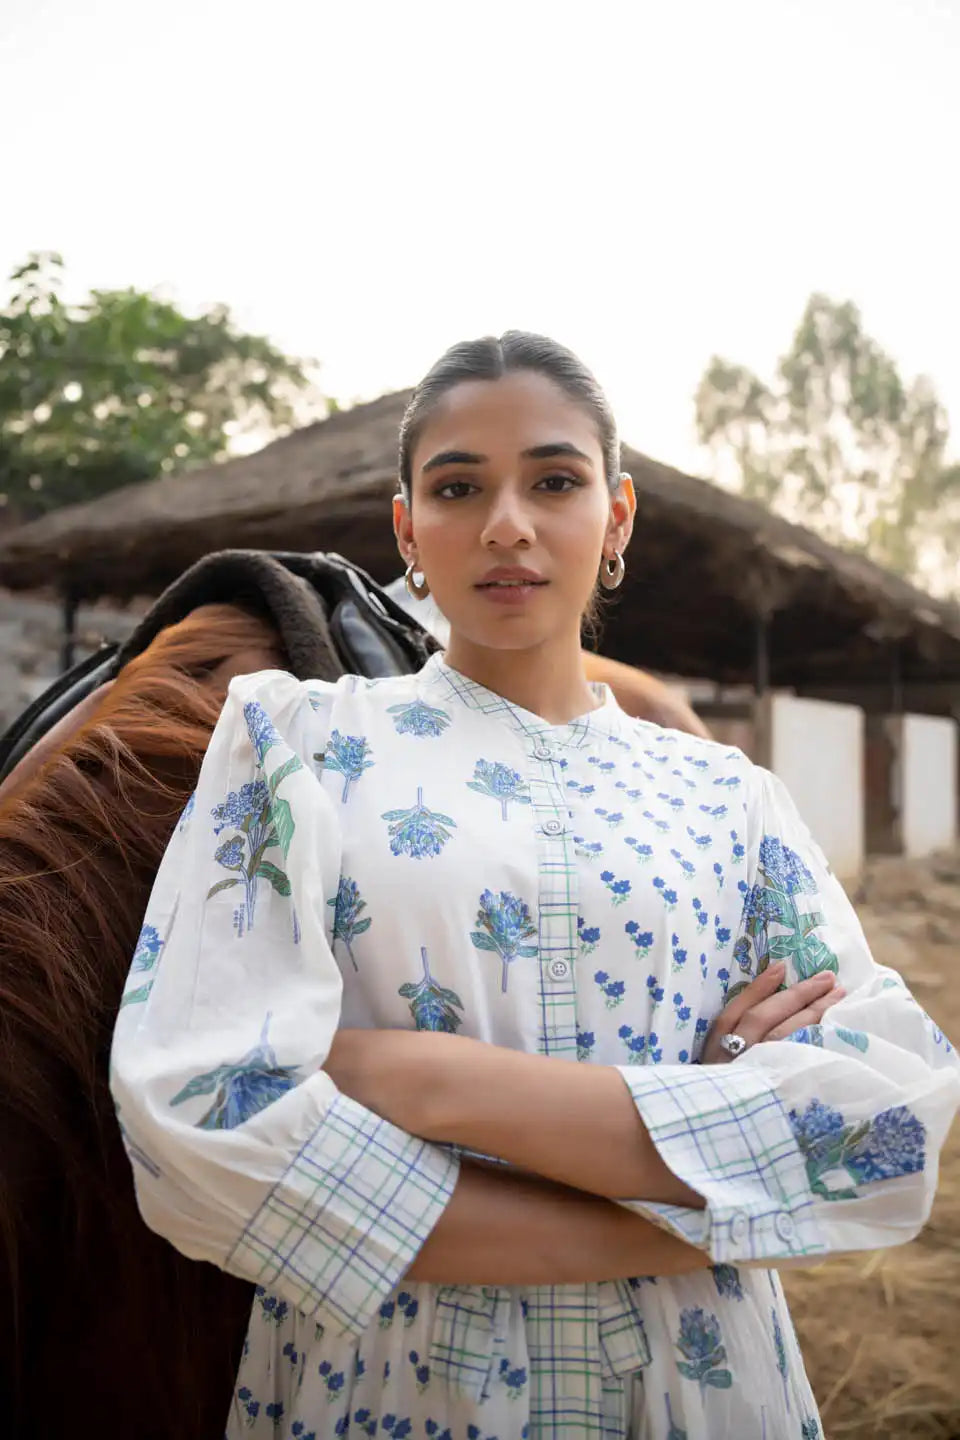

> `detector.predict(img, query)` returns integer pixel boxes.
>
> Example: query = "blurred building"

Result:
[2,390,959,876]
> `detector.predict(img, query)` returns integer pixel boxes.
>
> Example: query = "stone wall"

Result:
[0,588,143,732]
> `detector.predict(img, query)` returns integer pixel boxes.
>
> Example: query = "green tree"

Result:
[0,252,323,519]
[695,295,960,591]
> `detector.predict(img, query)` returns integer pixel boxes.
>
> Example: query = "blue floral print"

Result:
[625,919,654,959]
[243,700,281,765]
[653,876,679,909]
[620,1024,662,1063]
[327,876,371,970]
[388,700,451,737]
[498,1358,528,1398]
[601,869,632,903]
[577,917,601,955]
[470,889,538,993]
[595,970,626,1008]
[711,1264,744,1301]
[467,759,531,820]
[382,788,457,858]
[399,948,465,1032]
[772,1307,790,1411]
[209,779,293,936]
[788,1098,926,1199]
[121,921,164,1008]
[675,1307,733,1391]
[624,836,654,862]
[732,833,839,1000]
[321,730,375,803]
[576,1027,595,1060]
[170,1014,298,1129]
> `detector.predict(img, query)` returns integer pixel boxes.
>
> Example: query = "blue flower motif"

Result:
[658,792,686,811]
[388,700,451,737]
[653,877,678,909]
[625,836,654,862]
[498,1358,528,1397]
[595,969,626,1008]
[327,875,372,970]
[169,1013,297,1129]
[670,847,695,876]
[692,896,709,931]
[601,869,633,904]
[710,1264,744,1301]
[321,730,374,803]
[576,1028,595,1060]
[468,759,531,820]
[179,792,196,831]
[620,1024,661,1063]
[717,967,730,995]
[408,1348,431,1392]
[671,933,687,971]
[577,917,601,955]
[801,1419,821,1440]
[382,787,456,858]
[471,889,538,993]
[713,860,724,889]
[131,922,163,974]
[399,947,465,1032]
[211,779,270,834]
[846,1105,926,1185]
[574,835,605,859]
[625,920,655,959]
[789,1025,824,1047]
[687,827,712,850]
[243,701,281,766]
[714,917,731,948]
[673,991,691,1028]
[215,836,245,870]
[772,1306,789,1410]
[675,1306,732,1391]
[644,809,671,833]
[700,803,728,820]
[595,807,624,827]
[759,836,816,896]
[647,974,665,1004]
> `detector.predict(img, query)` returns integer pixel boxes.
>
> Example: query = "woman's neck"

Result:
[443,632,600,725]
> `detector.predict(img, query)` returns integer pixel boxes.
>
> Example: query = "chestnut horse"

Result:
[0,600,706,1439]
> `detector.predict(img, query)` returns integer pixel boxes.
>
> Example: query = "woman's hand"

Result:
[700,961,845,1064]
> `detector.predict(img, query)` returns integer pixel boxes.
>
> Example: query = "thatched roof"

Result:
[3,390,960,695]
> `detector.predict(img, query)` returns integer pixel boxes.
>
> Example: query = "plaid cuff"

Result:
[616,1062,827,1263]
[228,1092,459,1336]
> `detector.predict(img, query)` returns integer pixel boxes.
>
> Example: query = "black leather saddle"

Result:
[0,549,437,783]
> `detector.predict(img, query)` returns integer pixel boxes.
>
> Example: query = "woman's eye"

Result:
[435,479,477,500]
[536,473,580,492]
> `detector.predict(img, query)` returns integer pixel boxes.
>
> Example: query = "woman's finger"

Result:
[764,987,846,1042]
[719,962,787,1031]
[735,970,839,1043]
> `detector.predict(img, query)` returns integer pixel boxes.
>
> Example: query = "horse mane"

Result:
[0,602,289,1438]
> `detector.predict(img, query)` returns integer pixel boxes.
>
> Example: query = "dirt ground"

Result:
[782,849,960,1440]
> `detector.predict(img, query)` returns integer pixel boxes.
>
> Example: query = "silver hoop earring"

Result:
[599,551,625,590]
[405,560,430,600]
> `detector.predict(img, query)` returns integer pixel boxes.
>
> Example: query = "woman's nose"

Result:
[480,491,536,548]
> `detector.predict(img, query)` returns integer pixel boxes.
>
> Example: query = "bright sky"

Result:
[2,0,958,473]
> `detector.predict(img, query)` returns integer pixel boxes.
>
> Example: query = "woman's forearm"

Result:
[406,1158,708,1285]
[325,1030,704,1208]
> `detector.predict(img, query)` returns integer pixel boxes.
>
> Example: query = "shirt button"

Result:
[774,1212,795,1244]
[548,958,570,981]
[729,1211,750,1245]
[533,742,552,761]
[542,818,564,836]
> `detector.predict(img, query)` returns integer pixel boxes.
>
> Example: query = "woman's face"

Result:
[394,371,635,655]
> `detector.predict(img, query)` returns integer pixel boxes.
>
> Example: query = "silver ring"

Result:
[720,1032,748,1059]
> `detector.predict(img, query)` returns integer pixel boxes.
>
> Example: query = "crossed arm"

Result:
[325,966,843,1285]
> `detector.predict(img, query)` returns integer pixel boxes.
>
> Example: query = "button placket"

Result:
[525,731,579,1057]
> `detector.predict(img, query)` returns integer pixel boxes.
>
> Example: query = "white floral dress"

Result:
[110,654,960,1440]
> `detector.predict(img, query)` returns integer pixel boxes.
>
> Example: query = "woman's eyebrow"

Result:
[422,449,486,472]
[422,441,592,473]
[523,442,592,462]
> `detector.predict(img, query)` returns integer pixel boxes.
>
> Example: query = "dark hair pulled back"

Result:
[398,331,621,500]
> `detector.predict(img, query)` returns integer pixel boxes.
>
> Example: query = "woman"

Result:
[111,333,960,1439]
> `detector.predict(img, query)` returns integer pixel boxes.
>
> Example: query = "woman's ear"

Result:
[606,472,637,554]
[393,492,415,563]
